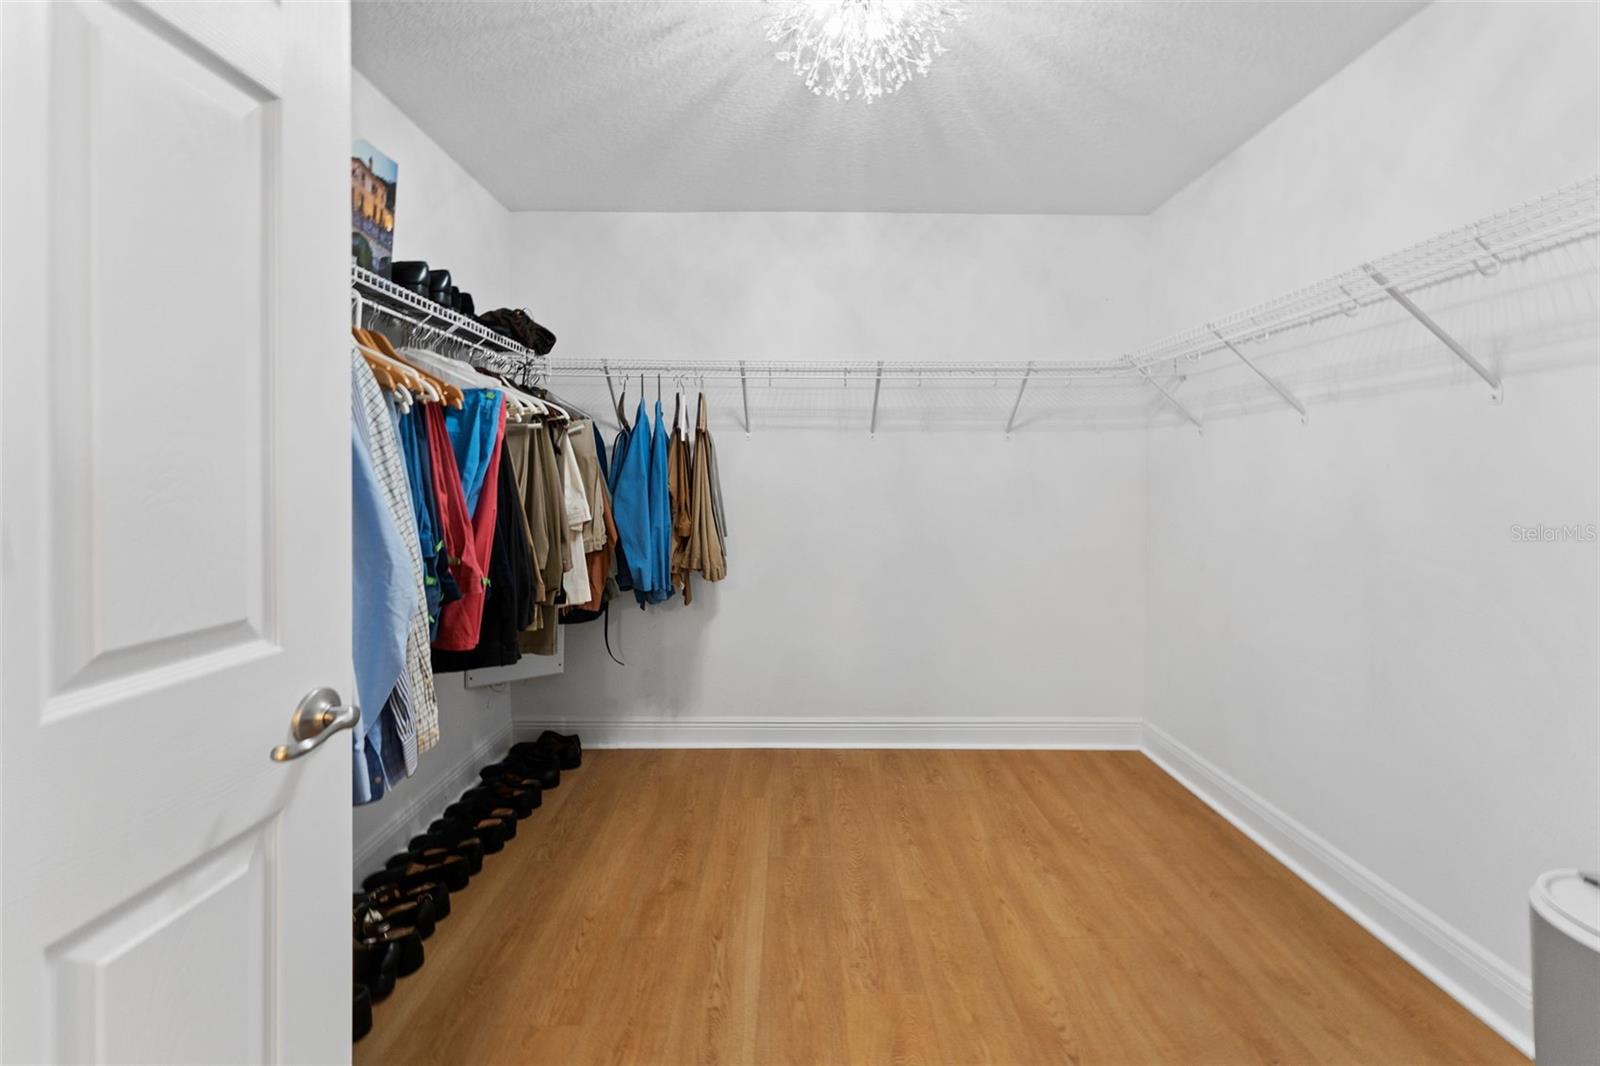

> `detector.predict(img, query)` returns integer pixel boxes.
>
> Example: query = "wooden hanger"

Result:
[352,329,433,405]
[359,329,464,408]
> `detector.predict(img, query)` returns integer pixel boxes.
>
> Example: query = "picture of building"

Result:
[351,139,397,277]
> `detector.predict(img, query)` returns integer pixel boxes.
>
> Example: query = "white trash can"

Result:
[1530,869,1600,1065]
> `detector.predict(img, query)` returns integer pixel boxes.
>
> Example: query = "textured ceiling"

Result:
[352,0,1423,214]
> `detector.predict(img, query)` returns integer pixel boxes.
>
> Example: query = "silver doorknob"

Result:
[270,687,360,762]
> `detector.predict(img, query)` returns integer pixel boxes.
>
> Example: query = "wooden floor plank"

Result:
[356,750,1523,1066]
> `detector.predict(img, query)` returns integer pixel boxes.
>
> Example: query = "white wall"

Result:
[354,2,1598,1050]
[509,213,1153,740]
[1143,0,1599,1049]
[351,71,514,310]
[350,70,517,877]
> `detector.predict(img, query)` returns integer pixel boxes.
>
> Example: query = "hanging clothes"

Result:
[520,421,566,656]
[394,407,448,641]
[668,394,694,603]
[707,416,728,546]
[558,427,593,606]
[432,435,537,672]
[350,366,414,805]
[442,388,504,519]
[688,392,728,587]
[569,420,608,555]
[435,395,506,662]
[644,399,674,605]
[608,412,635,594]
[506,423,553,629]
[353,356,433,772]
[564,420,617,618]
[424,402,487,652]
[612,396,656,602]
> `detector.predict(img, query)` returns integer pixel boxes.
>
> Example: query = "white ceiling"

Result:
[352,0,1423,214]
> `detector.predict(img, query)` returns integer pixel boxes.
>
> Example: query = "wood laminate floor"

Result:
[356,750,1523,1065]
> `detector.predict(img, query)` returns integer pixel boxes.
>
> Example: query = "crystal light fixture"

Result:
[766,0,966,102]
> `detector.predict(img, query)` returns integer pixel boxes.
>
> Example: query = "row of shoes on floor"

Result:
[351,731,581,1041]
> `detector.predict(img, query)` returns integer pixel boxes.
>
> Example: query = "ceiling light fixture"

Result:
[766,0,966,102]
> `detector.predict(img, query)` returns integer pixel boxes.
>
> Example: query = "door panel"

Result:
[45,0,278,715]
[51,827,273,1065]
[1,1,352,1062]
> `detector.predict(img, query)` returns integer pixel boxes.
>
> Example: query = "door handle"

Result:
[270,687,360,762]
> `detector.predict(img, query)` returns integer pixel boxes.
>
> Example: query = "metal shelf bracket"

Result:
[1130,359,1203,433]
[1005,362,1035,438]
[739,360,751,437]
[869,361,884,438]
[1363,264,1503,403]
[1209,326,1309,425]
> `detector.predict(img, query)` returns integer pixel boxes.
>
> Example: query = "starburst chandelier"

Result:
[766,0,967,102]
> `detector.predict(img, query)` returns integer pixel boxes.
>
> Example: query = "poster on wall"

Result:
[351,139,398,278]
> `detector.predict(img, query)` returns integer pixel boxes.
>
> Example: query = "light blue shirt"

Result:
[612,396,656,600]
[351,416,415,804]
[645,400,674,605]
[444,388,503,519]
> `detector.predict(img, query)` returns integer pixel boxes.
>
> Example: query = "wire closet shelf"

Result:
[351,266,548,390]
[546,176,1599,431]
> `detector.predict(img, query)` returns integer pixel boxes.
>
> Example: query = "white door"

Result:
[1,0,351,1062]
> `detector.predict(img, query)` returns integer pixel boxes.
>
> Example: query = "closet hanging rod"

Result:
[546,175,1598,386]
[1126,175,1598,372]
[555,359,1127,380]
[351,266,547,388]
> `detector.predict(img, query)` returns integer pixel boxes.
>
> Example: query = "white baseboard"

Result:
[512,715,1142,749]
[352,721,513,881]
[1140,722,1533,1058]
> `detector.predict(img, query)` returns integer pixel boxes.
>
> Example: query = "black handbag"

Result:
[478,307,557,356]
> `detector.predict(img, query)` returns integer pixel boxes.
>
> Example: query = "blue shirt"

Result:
[350,418,414,804]
[645,400,674,605]
[611,397,656,599]
[444,388,503,519]
[394,405,450,638]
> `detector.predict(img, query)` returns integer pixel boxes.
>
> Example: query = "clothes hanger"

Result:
[370,331,466,408]
[353,328,439,405]
[352,339,417,412]
[352,329,419,397]
[364,331,440,405]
